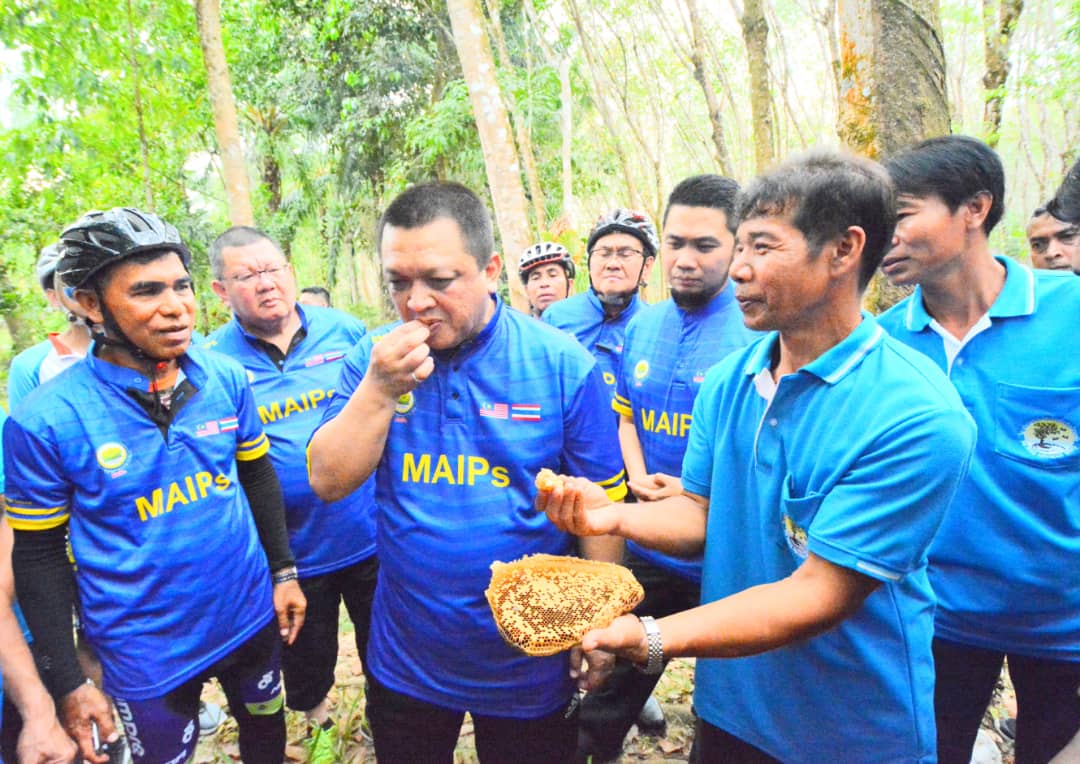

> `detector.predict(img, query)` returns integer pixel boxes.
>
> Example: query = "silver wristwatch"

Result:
[635,615,664,675]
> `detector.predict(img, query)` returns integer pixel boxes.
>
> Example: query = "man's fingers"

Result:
[288,605,306,645]
[412,354,436,382]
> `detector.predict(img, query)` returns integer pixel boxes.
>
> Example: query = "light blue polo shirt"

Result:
[683,316,975,763]
[3,344,275,699]
[541,289,644,391]
[207,304,375,578]
[613,282,759,582]
[7,338,54,410]
[879,256,1080,660]
[318,297,627,717]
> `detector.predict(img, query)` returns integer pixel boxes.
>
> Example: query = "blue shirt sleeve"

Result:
[230,367,270,463]
[7,343,49,411]
[804,406,976,582]
[680,366,726,499]
[561,362,627,501]
[3,413,71,532]
[0,407,6,495]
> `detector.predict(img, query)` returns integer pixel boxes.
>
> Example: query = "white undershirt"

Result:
[928,313,992,373]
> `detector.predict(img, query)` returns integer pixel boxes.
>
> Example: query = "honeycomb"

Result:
[534,468,563,492]
[485,554,644,656]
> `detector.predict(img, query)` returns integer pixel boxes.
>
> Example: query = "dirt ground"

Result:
[194,611,1018,763]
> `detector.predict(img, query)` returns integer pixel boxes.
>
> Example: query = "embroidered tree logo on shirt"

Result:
[1021,419,1077,459]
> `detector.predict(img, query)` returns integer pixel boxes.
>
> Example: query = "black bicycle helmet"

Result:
[57,207,191,289]
[518,242,576,284]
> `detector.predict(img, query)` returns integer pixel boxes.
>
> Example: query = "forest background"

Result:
[1,0,1078,396]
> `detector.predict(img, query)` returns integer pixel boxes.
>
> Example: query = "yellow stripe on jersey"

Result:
[604,481,628,502]
[236,432,270,461]
[4,503,69,515]
[6,506,70,531]
[612,393,632,417]
[594,469,628,502]
[596,469,626,487]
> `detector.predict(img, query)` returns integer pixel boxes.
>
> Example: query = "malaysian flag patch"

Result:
[480,402,509,419]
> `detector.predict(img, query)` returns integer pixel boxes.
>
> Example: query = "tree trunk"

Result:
[685,0,733,175]
[836,0,950,159]
[560,55,575,228]
[194,0,254,226]
[447,0,531,311]
[483,0,547,231]
[982,0,1024,148]
[837,0,948,312]
[125,0,153,209]
[739,0,776,173]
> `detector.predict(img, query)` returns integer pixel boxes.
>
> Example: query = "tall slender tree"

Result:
[447,0,532,310]
[194,0,254,226]
[982,0,1025,148]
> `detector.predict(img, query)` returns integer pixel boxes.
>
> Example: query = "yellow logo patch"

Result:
[633,359,649,381]
[395,392,416,415]
[96,442,128,471]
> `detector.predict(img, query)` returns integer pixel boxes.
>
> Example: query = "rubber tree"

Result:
[447,0,532,310]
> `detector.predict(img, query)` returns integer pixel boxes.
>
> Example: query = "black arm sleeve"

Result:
[12,525,84,698]
[236,453,295,573]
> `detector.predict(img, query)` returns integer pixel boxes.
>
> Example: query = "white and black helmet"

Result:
[35,243,63,292]
[518,242,576,284]
[586,208,660,259]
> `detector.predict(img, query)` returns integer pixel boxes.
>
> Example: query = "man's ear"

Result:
[965,191,993,231]
[484,253,503,292]
[640,255,656,286]
[831,226,866,279]
[75,288,104,325]
[211,279,232,308]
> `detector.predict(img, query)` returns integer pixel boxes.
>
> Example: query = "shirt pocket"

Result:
[779,475,825,561]
[993,382,1080,470]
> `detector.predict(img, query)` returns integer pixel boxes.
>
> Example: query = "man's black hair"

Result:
[664,175,741,233]
[377,182,494,268]
[208,226,287,280]
[737,151,896,291]
[300,286,332,306]
[1047,157,1080,224]
[884,135,1005,235]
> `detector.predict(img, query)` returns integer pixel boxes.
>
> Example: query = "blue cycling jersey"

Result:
[542,289,643,391]
[318,297,627,717]
[3,344,275,699]
[207,304,375,578]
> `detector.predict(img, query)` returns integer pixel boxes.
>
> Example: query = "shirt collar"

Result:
[903,255,1035,330]
[87,342,205,391]
[742,313,885,386]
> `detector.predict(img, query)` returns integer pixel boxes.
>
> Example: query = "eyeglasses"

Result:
[589,247,643,261]
[224,264,291,285]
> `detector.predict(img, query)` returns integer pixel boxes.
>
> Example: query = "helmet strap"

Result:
[587,253,648,315]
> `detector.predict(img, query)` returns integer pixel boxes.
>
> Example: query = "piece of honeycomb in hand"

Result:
[485,554,644,656]
[534,468,564,492]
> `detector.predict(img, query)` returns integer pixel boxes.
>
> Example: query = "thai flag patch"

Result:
[511,404,541,421]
